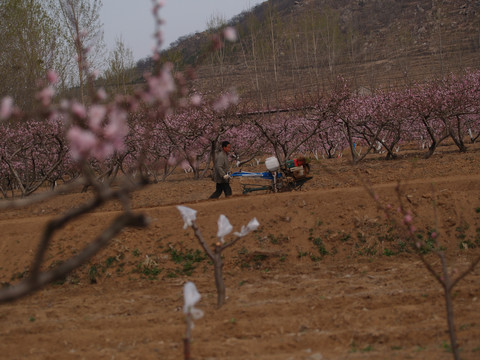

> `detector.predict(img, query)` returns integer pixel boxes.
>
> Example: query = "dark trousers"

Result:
[209,182,232,199]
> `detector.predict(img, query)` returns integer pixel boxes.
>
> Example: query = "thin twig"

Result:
[0,212,147,303]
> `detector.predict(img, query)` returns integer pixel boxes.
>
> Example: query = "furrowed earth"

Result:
[1,141,480,360]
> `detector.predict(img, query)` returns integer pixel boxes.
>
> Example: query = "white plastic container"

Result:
[265,157,280,172]
[291,166,305,178]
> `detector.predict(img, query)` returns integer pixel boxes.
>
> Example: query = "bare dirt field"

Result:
[1,142,480,360]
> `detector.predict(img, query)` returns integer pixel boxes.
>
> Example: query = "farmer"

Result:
[209,141,232,199]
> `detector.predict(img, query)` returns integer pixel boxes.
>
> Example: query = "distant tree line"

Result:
[0,0,141,110]
[161,0,480,108]
[3,0,479,111]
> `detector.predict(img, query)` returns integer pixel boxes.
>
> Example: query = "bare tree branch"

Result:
[0,211,148,303]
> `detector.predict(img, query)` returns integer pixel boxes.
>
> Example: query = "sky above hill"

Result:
[101,0,265,62]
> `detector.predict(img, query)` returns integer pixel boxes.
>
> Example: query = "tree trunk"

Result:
[213,248,225,308]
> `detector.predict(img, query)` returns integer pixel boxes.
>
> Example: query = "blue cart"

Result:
[231,165,312,195]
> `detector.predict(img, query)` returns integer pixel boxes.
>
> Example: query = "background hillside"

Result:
[154,0,480,107]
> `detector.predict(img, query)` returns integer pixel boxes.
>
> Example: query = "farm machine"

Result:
[231,156,312,194]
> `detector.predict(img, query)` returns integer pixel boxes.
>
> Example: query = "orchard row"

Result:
[1,70,479,198]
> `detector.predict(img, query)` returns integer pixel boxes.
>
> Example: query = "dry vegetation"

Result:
[166,0,480,104]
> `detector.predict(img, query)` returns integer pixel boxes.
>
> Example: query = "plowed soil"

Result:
[1,142,480,360]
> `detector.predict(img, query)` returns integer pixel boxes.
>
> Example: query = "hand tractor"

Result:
[230,156,312,194]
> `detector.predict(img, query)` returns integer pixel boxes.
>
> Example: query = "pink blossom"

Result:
[223,27,237,42]
[104,107,129,152]
[48,110,60,122]
[71,102,86,119]
[60,99,70,111]
[37,86,55,107]
[0,96,14,120]
[147,64,175,103]
[47,70,59,84]
[403,214,412,224]
[92,142,115,160]
[190,94,202,106]
[155,30,164,43]
[67,126,98,160]
[88,105,107,130]
[167,154,178,166]
[213,92,239,112]
[106,108,128,137]
[152,52,160,62]
[152,0,165,14]
[97,88,107,101]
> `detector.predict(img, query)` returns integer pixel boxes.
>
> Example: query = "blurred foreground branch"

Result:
[0,177,149,303]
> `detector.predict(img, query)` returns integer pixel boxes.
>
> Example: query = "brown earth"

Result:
[1,142,480,360]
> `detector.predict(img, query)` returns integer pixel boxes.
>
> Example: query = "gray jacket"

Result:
[212,150,230,183]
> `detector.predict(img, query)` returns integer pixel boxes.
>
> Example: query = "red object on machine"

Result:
[284,157,309,179]
[286,157,307,168]
[296,157,306,166]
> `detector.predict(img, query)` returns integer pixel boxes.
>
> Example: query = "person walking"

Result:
[209,141,232,199]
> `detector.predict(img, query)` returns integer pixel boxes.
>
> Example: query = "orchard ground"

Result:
[1,141,480,360]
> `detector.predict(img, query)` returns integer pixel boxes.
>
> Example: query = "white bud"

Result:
[217,214,233,243]
[177,206,197,229]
